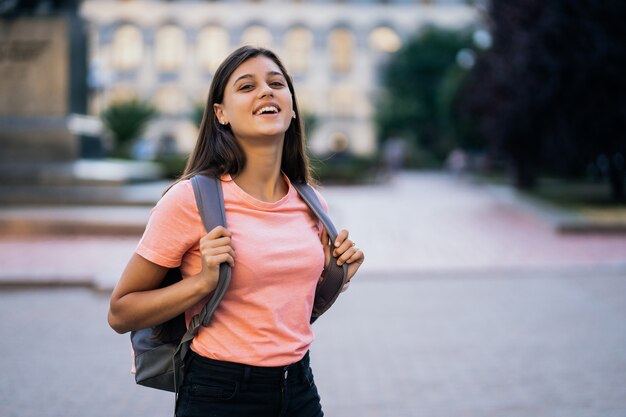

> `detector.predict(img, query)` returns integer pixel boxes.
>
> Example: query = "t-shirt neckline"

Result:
[223,173,293,209]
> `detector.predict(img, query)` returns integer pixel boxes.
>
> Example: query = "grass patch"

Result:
[478,173,626,227]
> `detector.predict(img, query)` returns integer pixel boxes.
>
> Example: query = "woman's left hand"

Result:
[321,228,364,282]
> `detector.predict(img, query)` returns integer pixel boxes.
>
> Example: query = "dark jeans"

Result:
[176,351,324,417]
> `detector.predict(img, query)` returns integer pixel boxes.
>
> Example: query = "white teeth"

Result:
[255,106,278,115]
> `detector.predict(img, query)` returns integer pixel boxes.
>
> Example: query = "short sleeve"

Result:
[136,180,204,268]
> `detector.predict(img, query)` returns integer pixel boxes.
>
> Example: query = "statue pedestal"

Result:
[0,16,87,184]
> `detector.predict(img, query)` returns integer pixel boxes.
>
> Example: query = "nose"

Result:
[258,82,274,98]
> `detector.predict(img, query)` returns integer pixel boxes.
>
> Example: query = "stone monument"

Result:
[0,1,87,184]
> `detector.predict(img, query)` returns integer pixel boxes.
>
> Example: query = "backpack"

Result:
[130,174,348,392]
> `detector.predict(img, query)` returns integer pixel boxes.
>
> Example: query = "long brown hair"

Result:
[181,46,312,185]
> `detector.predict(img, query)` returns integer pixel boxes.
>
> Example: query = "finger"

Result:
[334,229,349,248]
[203,249,235,268]
[333,238,355,258]
[346,251,364,281]
[212,253,235,267]
[346,249,364,265]
[203,245,235,261]
[200,235,232,250]
[206,226,231,239]
[336,246,358,266]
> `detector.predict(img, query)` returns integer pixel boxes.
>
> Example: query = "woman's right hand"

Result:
[196,226,235,294]
[108,226,235,334]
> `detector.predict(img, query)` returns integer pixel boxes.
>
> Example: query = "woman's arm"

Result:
[108,226,235,334]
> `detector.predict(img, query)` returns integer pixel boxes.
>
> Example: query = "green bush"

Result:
[154,154,188,179]
[101,100,157,158]
[310,155,377,185]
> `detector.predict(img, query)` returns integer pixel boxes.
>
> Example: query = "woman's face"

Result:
[214,56,295,142]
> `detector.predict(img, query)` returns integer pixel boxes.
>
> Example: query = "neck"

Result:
[233,138,287,203]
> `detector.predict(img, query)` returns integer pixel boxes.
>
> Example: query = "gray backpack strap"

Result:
[293,182,348,323]
[174,175,232,382]
[190,175,232,327]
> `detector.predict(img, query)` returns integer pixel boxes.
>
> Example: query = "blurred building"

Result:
[81,0,478,156]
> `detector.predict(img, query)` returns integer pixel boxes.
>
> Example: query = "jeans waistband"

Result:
[188,351,310,385]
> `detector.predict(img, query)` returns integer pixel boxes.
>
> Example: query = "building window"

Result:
[241,25,273,49]
[111,25,143,71]
[329,85,355,117]
[155,25,186,72]
[284,27,313,75]
[328,28,354,73]
[197,26,230,74]
[153,85,188,115]
[296,87,314,114]
[107,85,139,105]
[368,27,401,53]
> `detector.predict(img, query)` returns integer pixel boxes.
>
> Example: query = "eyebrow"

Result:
[232,71,285,86]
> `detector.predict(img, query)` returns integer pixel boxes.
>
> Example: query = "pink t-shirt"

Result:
[136,174,327,366]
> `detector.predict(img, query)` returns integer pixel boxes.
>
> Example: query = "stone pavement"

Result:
[1,172,626,290]
[1,172,626,417]
[1,270,625,417]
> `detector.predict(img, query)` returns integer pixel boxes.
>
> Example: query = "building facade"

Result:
[81,0,478,157]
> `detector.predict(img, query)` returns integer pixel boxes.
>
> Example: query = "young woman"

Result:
[108,45,364,417]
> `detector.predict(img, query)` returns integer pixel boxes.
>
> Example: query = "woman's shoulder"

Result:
[155,179,195,210]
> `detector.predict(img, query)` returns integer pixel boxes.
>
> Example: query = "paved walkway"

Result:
[1,172,626,417]
[1,270,625,417]
[1,172,625,289]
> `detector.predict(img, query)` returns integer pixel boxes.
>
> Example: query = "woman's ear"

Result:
[213,103,228,125]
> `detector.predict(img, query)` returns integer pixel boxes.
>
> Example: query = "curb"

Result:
[0,206,150,237]
[0,273,121,293]
[4,262,626,294]
[479,182,626,235]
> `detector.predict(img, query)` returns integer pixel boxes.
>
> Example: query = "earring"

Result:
[292,111,296,119]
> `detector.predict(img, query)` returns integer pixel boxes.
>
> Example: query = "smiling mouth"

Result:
[254,106,280,116]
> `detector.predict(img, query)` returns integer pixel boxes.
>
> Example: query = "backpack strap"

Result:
[190,175,232,328]
[293,182,349,323]
[174,175,231,382]
[181,177,346,338]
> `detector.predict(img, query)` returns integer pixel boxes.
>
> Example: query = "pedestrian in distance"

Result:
[107,45,365,417]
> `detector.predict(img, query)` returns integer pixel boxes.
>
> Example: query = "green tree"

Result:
[376,26,476,164]
[101,100,157,159]
[462,0,626,199]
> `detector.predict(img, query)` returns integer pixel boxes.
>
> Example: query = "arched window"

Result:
[155,25,186,72]
[108,85,139,103]
[329,85,355,117]
[296,87,314,114]
[328,28,354,73]
[153,86,188,115]
[284,27,313,75]
[111,25,143,70]
[197,26,230,74]
[368,27,401,53]
[241,25,273,49]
